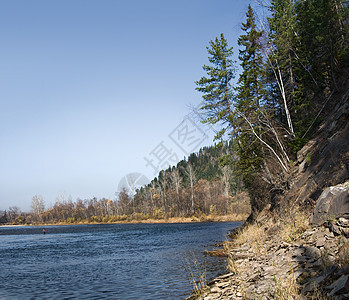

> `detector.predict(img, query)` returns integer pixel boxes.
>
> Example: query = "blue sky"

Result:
[0,0,250,211]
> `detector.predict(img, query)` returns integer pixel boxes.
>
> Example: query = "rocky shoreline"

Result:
[192,216,348,299]
[187,181,349,299]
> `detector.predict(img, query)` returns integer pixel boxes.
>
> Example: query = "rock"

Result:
[302,281,317,294]
[338,217,349,228]
[329,275,349,296]
[304,259,323,269]
[247,272,260,282]
[305,246,321,258]
[330,222,342,236]
[316,237,326,247]
[311,181,349,226]
[338,266,349,276]
[293,269,307,279]
[216,272,235,280]
[297,140,316,163]
[340,227,349,238]
[292,247,305,256]
[210,286,221,293]
[216,281,230,288]
[281,241,292,248]
[298,159,308,174]
[325,264,338,277]
[325,231,335,239]
[302,229,316,238]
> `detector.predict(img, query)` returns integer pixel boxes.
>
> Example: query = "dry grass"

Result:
[337,238,349,268]
[34,213,249,226]
[183,252,207,296]
[225,223,268,273]
[272,273,300,300]
[224,209,311,297]
[234,223,268,247]
[279,210,311,243]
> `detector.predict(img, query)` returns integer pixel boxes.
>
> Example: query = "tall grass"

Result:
[183,252,207,296]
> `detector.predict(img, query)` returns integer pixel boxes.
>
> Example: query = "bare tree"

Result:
[170,169,182,216]
[31,195,45,222]
[185,163,197,215]
[8,206,21,223]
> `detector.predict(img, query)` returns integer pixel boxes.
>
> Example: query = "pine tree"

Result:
[290,0,349,151]
[234,4,265,178]
[297,0,349,91]
[267,0,298,135]
[236,4,265,112]
[195,33,236,140]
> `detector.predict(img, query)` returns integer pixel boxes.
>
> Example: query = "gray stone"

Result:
[210,286,221,293]
[298,159,308,174]
[247,272,260,282]
[302,229,316,239]
[338,266,349,276]
[311,182,349,226]
[316,237,326,247]
[340,227,349,238]
[302,281,317,294]
[325,264,338,277]
[329,275,349,296]
[216,272,234,280]
[330,222,342,236]
[293,269,307,279]
[292,247,305,256]
[305,246,321,258]
[338,217,349,228]
[305,259,323,269]
[216,282,230,288]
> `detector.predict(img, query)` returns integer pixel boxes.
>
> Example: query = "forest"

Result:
[1,0,348,225]
[0,143,250,224]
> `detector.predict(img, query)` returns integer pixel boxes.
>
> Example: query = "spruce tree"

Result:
[291,0,349,150]
[267,0,298,134]
[234,4,265,178]
[195,33,236,140]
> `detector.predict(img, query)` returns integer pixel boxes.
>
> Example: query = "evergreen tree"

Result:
[267,0,298,135]
[195,33,236,140]
[234,4,265,178]
[296,0,349,91]
[292,0,349,150]
[236,4,265,111]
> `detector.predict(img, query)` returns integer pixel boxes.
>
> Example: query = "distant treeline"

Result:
[0,143,250,225]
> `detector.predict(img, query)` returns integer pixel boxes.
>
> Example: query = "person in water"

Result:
[43,228,46,234]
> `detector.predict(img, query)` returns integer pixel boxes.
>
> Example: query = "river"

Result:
[0,222,240,299]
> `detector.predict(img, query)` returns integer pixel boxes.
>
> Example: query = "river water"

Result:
[0,222,240,299]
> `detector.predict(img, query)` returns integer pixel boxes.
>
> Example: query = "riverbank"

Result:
[188,208,349,299]
[0,213,249,227]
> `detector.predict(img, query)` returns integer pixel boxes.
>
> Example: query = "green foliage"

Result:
[195,33,236,129]
[234,5,265,178]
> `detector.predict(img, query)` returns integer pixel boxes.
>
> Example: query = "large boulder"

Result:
[311,181,349,225]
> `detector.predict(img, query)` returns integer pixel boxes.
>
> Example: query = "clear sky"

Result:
[0,0,250,211]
